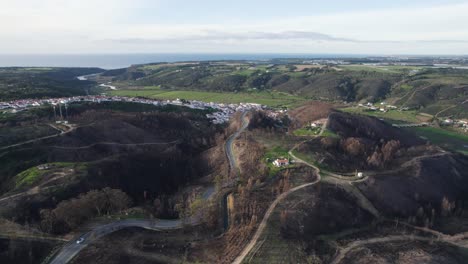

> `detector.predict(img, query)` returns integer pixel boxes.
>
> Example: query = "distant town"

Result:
[0,95,276,124]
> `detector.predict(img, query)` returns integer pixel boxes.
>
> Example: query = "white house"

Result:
[311,122,319,128]
[273,158,289,167]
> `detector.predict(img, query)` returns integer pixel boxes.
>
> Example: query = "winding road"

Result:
[50,219,184,264]
[225,111,250,179]
[48,112,249,264]
[50,185,216,264]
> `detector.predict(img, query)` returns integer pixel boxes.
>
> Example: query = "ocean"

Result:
[0,53,358,69]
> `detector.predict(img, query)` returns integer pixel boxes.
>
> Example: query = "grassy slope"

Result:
[110,88,306,108]
[341,107,423,124]
[13,162,88,189]
[405,127,468,155]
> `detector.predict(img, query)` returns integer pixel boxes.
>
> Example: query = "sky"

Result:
[1,0,468,55]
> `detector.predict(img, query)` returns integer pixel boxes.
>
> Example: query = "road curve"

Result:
[50,219,183,264]
[49,183,215,264]
[225,111,250,178]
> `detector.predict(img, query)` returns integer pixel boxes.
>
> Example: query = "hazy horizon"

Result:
[1,53,466,70]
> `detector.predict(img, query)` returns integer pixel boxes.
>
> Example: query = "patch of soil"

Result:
[279,183,376,239]
[341,240,468,264]
[288,101,334,129]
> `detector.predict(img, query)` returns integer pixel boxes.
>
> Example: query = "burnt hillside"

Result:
[327,111,425,147]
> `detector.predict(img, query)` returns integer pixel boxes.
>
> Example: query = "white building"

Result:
[273,158,289,167]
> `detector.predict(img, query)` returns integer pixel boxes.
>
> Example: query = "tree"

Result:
[40,188,132,234]
[367,151,383,168]
[342,137,366,156]
[382,140,400,163]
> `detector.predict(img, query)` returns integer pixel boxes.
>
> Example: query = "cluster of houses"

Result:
[358,102,398,112]
[441,118,468,132]
[0,95,268,125]
[206,102,264,124]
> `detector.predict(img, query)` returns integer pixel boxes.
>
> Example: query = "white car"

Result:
[76,237,85,244]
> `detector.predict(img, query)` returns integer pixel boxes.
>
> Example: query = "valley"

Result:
[0,57,467,264]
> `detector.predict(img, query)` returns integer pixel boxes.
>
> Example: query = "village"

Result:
[0,95,272,125]
[356,102,468,132]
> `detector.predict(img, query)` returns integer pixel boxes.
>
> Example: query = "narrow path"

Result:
[233,115,463,264]
[233,122,325,264]
[0,124,75,151]
[49,140,181,150]
[0,173,68,203]
[232,178,320,264]
[0,233,69,242]
[0,139,180,204]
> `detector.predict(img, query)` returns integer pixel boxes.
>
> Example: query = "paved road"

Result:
[225,111,249,178]
[48,115,244,264]
[49,183,217,264]
[49,218,184,264]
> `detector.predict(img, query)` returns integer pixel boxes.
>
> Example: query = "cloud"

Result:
[108,30,356,44]
[106,30,468,46]
[0,1,468,54]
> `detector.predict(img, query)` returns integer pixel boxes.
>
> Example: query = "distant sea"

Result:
[0,53,359,70]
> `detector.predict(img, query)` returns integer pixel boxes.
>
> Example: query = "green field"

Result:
[339,65,424,74]
[406,127,468,155]
[264,146,293,177]
[110,87,306,108]
[341,107,424,124]
[321,129,340,138]
[293,127,321,137]
[14,162,88,190]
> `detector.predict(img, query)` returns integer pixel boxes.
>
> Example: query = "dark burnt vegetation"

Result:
[0,67,103,100]
[279,184,375,239]
[357,152,468,227]
[0,106,225,232]
[294,110,468,234]
[40,188,131,234]
[298,111,432,172]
